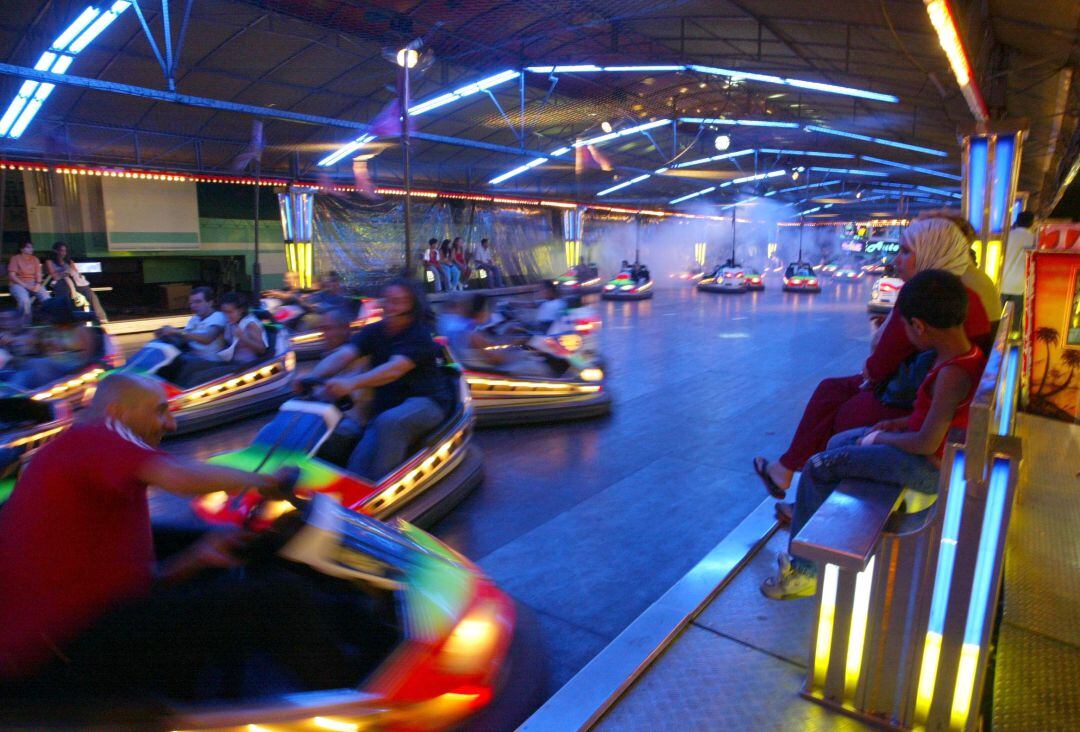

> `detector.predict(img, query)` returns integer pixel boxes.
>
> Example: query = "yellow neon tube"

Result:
[813,563,839,690]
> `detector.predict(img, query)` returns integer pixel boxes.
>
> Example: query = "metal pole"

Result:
[253,156,261,293]
[798,216,804,262]
[402,65,413,277]
[731,205,737,264]
[635,215,640,264]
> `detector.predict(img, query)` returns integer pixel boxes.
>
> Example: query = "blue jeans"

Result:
[347,397,446,481]
[426,265,448,292]
[789,428,940,576]
[444,263,461,289]
[476,263,503,288]
[10,283,49,318]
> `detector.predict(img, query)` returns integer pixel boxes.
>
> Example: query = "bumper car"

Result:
[782,262,822,293]
[671,266,705,283]
[184,350,482,529]
[601,267,653,300]
[265,297,383,360]
[3,488,540,731]
[698,265,748,293]
[833,266,864,281]
[554,264,603,296]
[117,315,297,435]
[868,275,903,312]
[1,324,121,410]
[746,271,765,290]
[0,386,72,505]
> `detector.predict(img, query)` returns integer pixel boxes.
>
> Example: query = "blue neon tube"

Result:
[967,139,988,233]
[990,135,1015,234]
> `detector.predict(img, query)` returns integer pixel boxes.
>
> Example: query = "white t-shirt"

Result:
[535,298,566,329]
[474,246,493,264]
[1000,227,1035,296]
[184,310,227,361]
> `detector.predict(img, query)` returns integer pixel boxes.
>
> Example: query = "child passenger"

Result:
[762,269,986,599]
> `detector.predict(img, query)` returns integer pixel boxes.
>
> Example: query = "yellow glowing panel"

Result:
[813,563,839,690]
[313,718,359,732]
[844,556,876,701]
[984,239,1002,284]
[950,642,981,728]
[915,631,943,721]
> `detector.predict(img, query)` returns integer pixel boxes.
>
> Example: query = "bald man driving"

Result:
[0,373,292,683]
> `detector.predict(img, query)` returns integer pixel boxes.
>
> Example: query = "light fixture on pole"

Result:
[396,43,421,276]
[714,134,731,151]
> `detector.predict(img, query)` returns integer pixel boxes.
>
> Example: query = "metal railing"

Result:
[797,302,1023,731]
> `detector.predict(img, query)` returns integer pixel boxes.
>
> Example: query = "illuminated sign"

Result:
[864,240,900,255]
[842,240,864,252]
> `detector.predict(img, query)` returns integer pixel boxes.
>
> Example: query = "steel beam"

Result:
[0,62,373,131]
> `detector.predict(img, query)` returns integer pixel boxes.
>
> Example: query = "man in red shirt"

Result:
[0,372,290,683]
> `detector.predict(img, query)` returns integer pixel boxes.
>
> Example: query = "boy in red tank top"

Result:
[763,270,985,600]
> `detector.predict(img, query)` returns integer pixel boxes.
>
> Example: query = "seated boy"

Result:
[762,269,986,600]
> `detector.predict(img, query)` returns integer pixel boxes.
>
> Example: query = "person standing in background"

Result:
[7,242,49,321]
[999,211,1036,331]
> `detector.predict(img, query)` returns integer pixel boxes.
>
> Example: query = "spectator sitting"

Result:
[440,239,461,291]
[451,238,470,288]
[5,298,96,391]
[761,270,985,600]
[7,242,50,322]
[219,292,268,365]
[752,212,997,497]
[473,238,504,288]
[46,241,107,323]
[424,238,447,292]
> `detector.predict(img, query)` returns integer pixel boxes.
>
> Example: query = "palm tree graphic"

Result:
[1034,327,1060,396]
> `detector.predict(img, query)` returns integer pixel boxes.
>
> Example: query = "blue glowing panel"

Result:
[990,135,1015,234]
[967,138,988,233]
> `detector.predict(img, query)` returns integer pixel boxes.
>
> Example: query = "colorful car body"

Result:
[602,270,653,300]
[868,276,903,312]
[698,266,748,293]
[782,263,822,292]
[745,271,765,290]
[554,265,603,295]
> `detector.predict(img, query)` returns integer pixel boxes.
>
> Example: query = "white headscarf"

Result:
[902,217,971,275]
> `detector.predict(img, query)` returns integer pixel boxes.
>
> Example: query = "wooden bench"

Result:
[791,481,906,572]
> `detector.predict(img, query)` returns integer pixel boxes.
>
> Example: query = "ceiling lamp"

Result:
[714,134,731,151]
[922,0,988,121]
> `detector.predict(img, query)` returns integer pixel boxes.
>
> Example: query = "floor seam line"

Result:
[691,621,809,671]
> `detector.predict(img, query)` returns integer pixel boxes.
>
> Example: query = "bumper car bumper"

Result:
[602,285,653,300]
[466,372,612,426]
[169,353,297,435]
[698,281,747,293]
[867,299,895,313]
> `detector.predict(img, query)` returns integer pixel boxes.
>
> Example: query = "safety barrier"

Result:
[793,302,1022,730]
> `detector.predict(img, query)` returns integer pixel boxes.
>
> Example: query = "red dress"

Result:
[778,287,992,472]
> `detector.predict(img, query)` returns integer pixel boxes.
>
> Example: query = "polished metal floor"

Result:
[164,276,877,704]
[993,413,1080,731]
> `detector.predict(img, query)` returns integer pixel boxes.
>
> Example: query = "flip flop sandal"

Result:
[753,456,788,499]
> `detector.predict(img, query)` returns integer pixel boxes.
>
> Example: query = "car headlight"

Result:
[580,367,604,382]
[564,279,578,286]
[438,604,501,674]
[558,334,583,352]
[620,284,634,291]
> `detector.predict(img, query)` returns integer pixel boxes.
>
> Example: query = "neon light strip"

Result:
[731,169,786,184]
[765,180,841,196]
[597,173,650,197]
[487,120,670,185]
[669,186,716,205]
[670,148,755,169]
[808,167,887,177]
[915,450,967,721]
[923,0,988,120]
[0,3,131,139]
[990,135,1015,233]
[804,125,948,157]
[316,133,375,167]
[488,156,548,185]
[319,70,520,165]
[845,556,876,701]
[522,63,899,102]
[967,138,988,232]
[758,148,855,159]
[860,155,962,181]
[950,458,1011,727]
[996,346,1019,436]
[572,119,671,148]
[679,117,800,129]
[813,563,840,689]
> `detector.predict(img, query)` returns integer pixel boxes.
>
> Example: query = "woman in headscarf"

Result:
[753,210,998,498]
